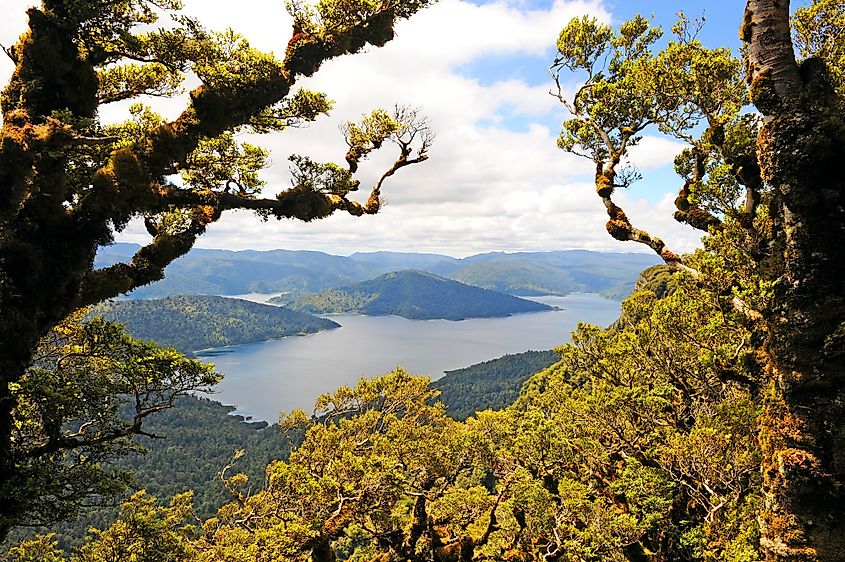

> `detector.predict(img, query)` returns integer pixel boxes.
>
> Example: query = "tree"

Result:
[6,492,198,562]
[551,2,844,560]
[197,370,487,562]
[0,0,433,535]
[1,312,218,541]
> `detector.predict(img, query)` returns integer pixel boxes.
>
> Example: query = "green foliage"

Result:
[288,0,434,38]
[192,29,281,91]
[554,13,745,208]
[198,369,480,561]
[5,534,64,562]
[432,351,559,421]
[288,154,359,196]
[90,295,339,355]
[281,270,552,320]
[247,89,334,134]
[793,0,845,97]
[181,134,268,195]
[74,492,197,562]
[2,313,219,536]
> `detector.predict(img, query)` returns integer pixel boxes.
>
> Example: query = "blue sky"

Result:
[0,1,761,256]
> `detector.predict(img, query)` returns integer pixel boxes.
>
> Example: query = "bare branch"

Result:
[0,42,15,63]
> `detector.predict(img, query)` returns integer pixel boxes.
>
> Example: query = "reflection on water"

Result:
[205,293,620,422]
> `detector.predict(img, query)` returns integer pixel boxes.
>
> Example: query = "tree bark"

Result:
[744,2,845,560]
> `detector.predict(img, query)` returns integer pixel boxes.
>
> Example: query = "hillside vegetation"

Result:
[91,296,339,354]
[9,349,543,550]
[4,394,292,550]
[433,350,559,420]
[278,270,552,320]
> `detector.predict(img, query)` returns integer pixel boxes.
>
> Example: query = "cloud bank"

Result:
[0,0,703,257]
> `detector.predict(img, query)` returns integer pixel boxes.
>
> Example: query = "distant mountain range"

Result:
[275,270,552,320]
[91,295,339,354]
[95,244,659,299]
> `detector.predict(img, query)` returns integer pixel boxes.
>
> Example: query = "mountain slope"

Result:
[279,270,552,320]
[438,251,660,296]
[433,350,560,421]
[91,295,339,354]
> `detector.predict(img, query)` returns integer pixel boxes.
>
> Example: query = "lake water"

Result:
[203,293,621,422]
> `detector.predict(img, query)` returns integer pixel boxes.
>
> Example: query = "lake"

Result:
[202,293,621,422]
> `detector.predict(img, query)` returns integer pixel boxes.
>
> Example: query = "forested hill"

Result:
[90,296,339,354]
[277,270,552,320]
[433,350,560,420]
[96,243,657,299]
[441,250,658,297]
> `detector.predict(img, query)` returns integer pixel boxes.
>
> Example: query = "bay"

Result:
[203,293,621,422]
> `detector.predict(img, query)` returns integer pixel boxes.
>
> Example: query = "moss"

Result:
[606,218,632,241]
[740,8,754,43]
[284,37,332,78]
[674,182,691,212]
[659,248,680,263]
[596,173,613,198]
[274,184,334,221]
[750,69,780,114]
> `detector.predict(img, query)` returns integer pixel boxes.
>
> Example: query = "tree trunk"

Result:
[744,2,845,560]
[311,538,337,562]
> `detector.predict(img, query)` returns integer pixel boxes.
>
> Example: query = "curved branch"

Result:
[79,5,422,229]
[77,154,420,304]
[597,176,698,276]
[673,150,722,232]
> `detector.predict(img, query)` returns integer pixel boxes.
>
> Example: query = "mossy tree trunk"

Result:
[744,1,845,560]
[0,0,433,537]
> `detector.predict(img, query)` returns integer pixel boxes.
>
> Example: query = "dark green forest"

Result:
[92,295,339,354]
[432,350,559,421]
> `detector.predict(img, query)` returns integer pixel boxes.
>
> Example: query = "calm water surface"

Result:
[204,293,620,421]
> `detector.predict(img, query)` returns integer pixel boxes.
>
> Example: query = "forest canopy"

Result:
[1,1,845,561]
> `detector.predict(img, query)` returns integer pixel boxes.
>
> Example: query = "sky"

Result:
[0,1,755,257]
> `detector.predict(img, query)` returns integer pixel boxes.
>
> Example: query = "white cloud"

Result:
[1,0,700,258]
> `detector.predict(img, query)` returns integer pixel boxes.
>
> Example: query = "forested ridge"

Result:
[278,270,552,320]
[91,295,339,355]
[433,350,559,421]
